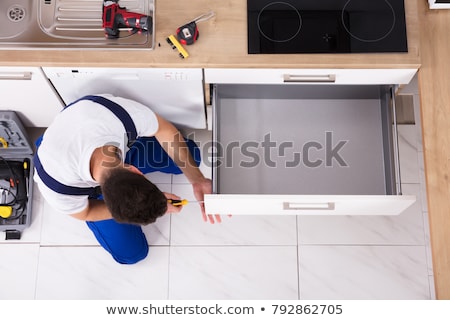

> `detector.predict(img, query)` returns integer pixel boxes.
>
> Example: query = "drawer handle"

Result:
[283,202,335,210]
[0,71,32,80]
[283,74,336,83]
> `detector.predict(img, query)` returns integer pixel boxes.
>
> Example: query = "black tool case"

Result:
[0,111,34,240]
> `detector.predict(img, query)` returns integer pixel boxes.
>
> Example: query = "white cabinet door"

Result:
[205,194,416,216]
[42,67,206,129]
[0,67,64,127]
[204,68,418,85]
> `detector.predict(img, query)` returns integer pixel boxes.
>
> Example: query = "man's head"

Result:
[101,167,167,225]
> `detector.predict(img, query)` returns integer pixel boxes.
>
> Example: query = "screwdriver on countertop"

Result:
[168,199,204,206]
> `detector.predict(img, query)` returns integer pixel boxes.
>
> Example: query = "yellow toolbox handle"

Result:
[0,206,13,219]
[0,137,8,148]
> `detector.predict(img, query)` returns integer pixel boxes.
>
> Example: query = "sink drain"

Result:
[7,5,26,22]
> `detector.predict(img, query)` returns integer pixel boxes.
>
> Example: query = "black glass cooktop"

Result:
[248,0,408,54]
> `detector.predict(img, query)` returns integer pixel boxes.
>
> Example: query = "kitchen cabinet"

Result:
[204,83,416,216]
[0,67,64,127]
[42,67,207,130]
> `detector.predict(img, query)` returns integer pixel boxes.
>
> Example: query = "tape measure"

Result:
[177,21,199,45]
[176,11,215,45]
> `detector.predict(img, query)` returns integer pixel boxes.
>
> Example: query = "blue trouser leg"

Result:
[124,136,201,174]
[86,220,149,264]
[87,136,201,264]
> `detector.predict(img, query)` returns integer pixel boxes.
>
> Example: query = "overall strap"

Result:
[67,95,138,146]
[35,95,137,197]
[34,154,102,198]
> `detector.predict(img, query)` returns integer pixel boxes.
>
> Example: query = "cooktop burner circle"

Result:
[257,1,302,43]
[341,0,396,43]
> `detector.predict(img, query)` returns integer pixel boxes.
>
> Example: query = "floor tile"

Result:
[143,213,171,246]
[298,184,425,245]
[145,171,172,184]
[0,244,40,299]
[40,198,98,246]
[170,184,297,245]
[298,245,430,299]
[168,246,298,299]
[142,184,171,246]
[35,246,170,299]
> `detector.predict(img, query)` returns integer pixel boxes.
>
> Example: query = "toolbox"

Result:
[0,111,34,240]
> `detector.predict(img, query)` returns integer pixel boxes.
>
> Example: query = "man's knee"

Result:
[112,245,149,264]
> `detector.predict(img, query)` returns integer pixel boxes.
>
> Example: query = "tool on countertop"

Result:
[102,0,152,39]
[166,35,190,59]
[176,11,215,45]
[168,199,204,206]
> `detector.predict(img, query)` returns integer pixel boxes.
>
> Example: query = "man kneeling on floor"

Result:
[34,94,220,264]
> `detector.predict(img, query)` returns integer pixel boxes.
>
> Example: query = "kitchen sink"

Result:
[0,0,154,49]
[0,0,32,40]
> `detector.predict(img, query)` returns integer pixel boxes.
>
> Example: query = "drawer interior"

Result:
[212,84,397,196]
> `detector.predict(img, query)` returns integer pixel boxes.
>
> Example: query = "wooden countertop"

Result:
[0,0,420,68]
[417,0,450,300]
[1,0,449,299]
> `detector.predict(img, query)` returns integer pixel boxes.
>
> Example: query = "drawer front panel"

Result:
[205,68,417,85]
[205,194,416,216]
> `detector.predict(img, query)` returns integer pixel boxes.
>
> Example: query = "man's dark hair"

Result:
[101,168,167,225]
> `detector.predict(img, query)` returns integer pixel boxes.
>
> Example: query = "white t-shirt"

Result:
[34,94,159,214]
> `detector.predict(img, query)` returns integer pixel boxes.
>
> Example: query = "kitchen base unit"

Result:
[205,84,415,216]
[43,68,207,130]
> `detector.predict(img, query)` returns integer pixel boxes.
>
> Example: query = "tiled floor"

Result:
[0,81,434,300]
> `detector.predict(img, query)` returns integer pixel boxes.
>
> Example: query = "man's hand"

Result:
[163,192,182,214]
[153,114,224,223]
[192,178,223,224]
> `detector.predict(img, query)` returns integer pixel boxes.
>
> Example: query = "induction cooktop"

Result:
[248,0,408,54]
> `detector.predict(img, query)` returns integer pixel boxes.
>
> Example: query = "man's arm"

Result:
[153,114,204,184]
[70,199,112,221]
[153,114,221,223]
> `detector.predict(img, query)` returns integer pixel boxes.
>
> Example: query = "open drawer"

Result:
[205,84,416,216]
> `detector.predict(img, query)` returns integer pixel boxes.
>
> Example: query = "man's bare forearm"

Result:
[154,115,206,184]
[70,199,113,221]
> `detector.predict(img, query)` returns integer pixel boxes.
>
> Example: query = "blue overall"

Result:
[35,96,200,264]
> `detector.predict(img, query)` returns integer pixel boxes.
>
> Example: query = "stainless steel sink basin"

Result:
[0,0,33,39]
[0,0,154,49]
